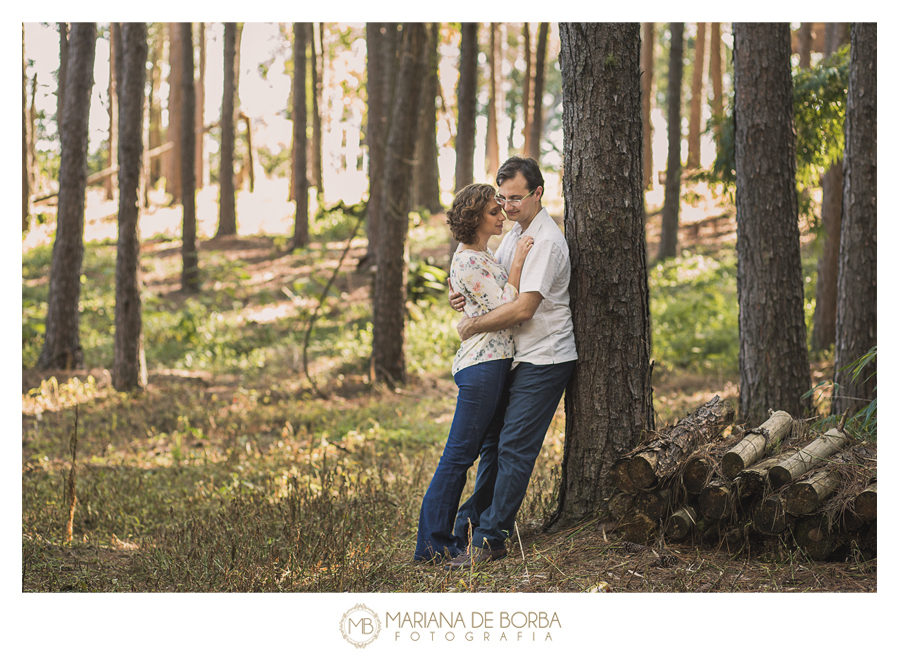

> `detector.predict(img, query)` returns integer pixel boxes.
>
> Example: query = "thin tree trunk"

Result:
[486,23,500,177]
[371,23,427,386]
[527,22,549,161]
[641,22,654,190]
[291,22,309,250]
[522,23,533,158]
[105,24,118,200]
[451,22,479,256]
[798,23,813,69]
[217,23,237,237]
[833,23,877,417]
[57,23,68,136]
[733,22,811,425]
[180,22,198,292]
[658,22,684,260]
[113,22,149,391]
[165,23,183,204]
[687,22,707,170]
[147,24,163,190]
[23,25,30,231]
[413,22,442,213]
[37,23,96,371]
[709,23,723,146]
[195,22,206,190]
[550,22,653,528]
[310,22,323,196]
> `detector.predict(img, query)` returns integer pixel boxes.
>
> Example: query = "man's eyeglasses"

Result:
[494,188,537,207]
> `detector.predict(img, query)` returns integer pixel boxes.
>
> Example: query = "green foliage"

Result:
[649,251,739,371]
[407,259,448,306]
[804,346,877,441]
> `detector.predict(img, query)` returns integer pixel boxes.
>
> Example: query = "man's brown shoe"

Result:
[443,546,508,570]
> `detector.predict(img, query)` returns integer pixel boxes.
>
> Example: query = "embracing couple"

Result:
[414,156,577,570]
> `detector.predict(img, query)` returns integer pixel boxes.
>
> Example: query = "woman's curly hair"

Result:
[446,183,496,245]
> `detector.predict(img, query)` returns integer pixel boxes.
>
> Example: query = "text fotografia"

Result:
[386,611,561,642]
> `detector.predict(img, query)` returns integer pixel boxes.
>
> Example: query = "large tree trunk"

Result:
[733,22,811,425]
[37,23,96,371]
[450,22,479,257]
[217,23,237,237]
[486,23,500,178]
[113,22,149,391]
[549,22,653,528]
[527,23,549,161]
[811,24,849,352]
[105,24,118,201]
[195,22,206,190]
[832,23,877,417]
[709,23,723,146]
[658,22,684,260]
[180,23,199,292]
[687,22,707,170]
[165,23,183,204]
[641,22,654,190]
[370,23,427,385]
[412,22,442,213]
[290,22,309,250]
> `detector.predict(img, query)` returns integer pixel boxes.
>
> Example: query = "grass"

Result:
[21,189,874,594]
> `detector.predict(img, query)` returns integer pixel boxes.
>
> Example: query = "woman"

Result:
[414,183,533,563]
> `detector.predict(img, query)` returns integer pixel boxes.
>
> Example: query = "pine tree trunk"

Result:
[218,23,237,237]
[521,23,533,158]
[798,23,813,69]
[310,22,323,196]
[195,22,206,190]
[113,22,148,391]
[486,23,500,178]
[105,24,118,201]
[687,23,706,170]
[709,23,723,145]
[733,22,811,425]
[811,24,849,352]
[22,25,29,231]
[451,22,479,256]
[641,22,654,190]
[658,22,683,260]
[413,22,442,213]
[527,23,549,161]
[57,23,68,137]
[165,23,183,204]
[148,25,163,188]
[833,23,877,417]
[180,23,199,292]
[291,22,309,250]
[371,23,427,386]
[37,23,96,371]
[549,22,653,528]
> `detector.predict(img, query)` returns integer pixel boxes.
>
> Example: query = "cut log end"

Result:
[629,452,659,490]
[665,505,698,542]
[682,457,710,495]
[699,480,732,522]
[751,496,787,535]
[721,451,746,480]
[611,458,639,494]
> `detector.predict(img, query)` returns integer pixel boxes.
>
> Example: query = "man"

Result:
[445,156,577,569]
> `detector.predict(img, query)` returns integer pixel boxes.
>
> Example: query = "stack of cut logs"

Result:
[609,396,877,561]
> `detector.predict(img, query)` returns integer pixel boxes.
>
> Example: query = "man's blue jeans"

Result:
[454,360,575,550]
[414,358,512,562]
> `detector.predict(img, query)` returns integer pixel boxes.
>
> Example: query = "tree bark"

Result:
[486,23,500,177]
[450,22,479,257]
[310,23,323,196]
[767,427,849,489]
[22,25,29,231]
[709,23,723,146]
[370,23,427,385]
[147,24,163,189]
[549,22,653,528]
[527,23,549,161]
[106,24,118,201]
[180,22,199,292]
[165,23,183,204]
[733,22,812,425]
[218,23,237,237]
[687,22,707,170]
[798,23,813,69]
[113,22,149,391]
[832,23,877,417]
[784,468,842,516]
[811,24,850,352]
[57,23,68,138]
[658,22,684,260]
[37,23,96,371]
[291,22,309,250]
[641,22,654,190]
[195,22,206,190]
[721,409,794,479]
[628,395,734,490]
[521,23,533,158]
[733,447,800,500]
[413,22,442,213]
[609,492,635,519]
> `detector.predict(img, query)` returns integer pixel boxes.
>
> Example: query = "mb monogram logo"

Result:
[340,604,382,648]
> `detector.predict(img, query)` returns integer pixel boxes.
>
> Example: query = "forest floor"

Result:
[21,178,875,594]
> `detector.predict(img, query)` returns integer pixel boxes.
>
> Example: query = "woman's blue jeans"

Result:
[414,358,512,562]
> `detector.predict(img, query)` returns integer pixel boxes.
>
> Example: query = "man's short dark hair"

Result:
[496,156,544,191]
